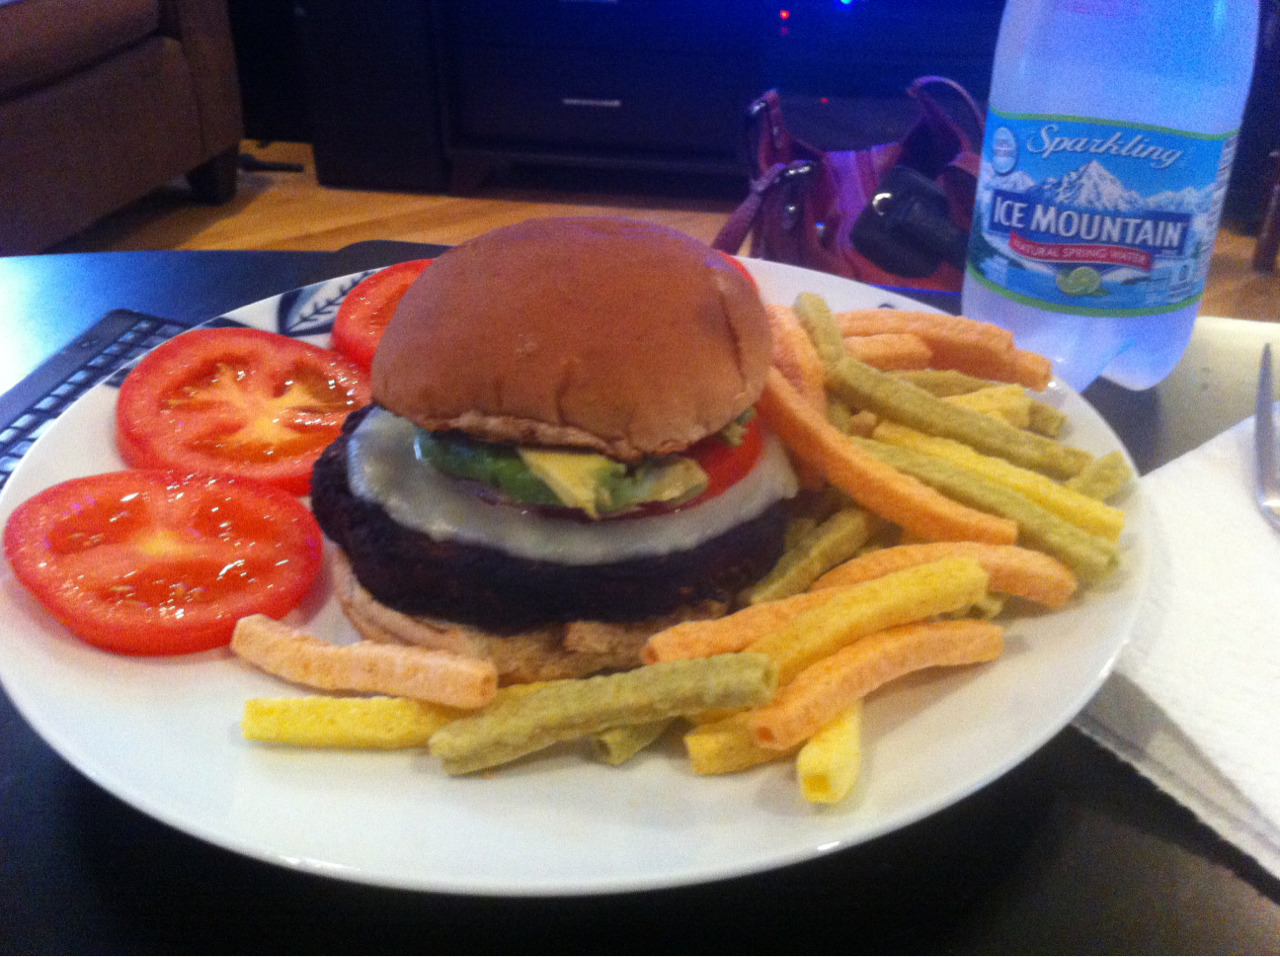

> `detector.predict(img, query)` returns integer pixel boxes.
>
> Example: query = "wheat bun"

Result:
[370,216,772,461]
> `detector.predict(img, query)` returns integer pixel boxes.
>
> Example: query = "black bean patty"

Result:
[310,408,788,632]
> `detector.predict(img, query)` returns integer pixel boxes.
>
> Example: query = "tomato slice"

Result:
[116,327,370,496]
[717,251,759,291]
[3,470,324,655]
[331,259,432,370]
[686,416,765,503]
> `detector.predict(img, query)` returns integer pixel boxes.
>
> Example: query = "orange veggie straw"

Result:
[843,333,933,371]
[749,619,1005,751]
[231,615,498,710]
[812,541,1078,609]
[836,309,1051,390]
[642,589,836,664]
[765,303,828,488]
[755,367,1018,545]
[766,304,826,412]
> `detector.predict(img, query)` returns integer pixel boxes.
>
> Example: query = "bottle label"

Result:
[967,110,1237,316]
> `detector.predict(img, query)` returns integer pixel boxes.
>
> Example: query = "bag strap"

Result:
[712,161,791,255]
[900,76,985,176]
[909,76,984,144]
[747,91,789,176]
[745,88,827,177]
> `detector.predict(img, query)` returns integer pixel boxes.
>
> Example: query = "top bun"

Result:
[371,217,772,461]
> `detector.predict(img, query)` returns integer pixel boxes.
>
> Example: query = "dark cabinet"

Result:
[227,0,313,143]
[294,0,450,192]
[291,0,1011,195]
[451,48,748,155]
[433,0,763,187]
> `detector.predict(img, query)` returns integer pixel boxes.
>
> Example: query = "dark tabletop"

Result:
[1,246,1278,954]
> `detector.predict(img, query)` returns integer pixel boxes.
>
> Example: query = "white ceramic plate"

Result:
[0,258,1148,896]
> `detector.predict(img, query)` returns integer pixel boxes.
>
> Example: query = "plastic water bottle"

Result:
[962,0,1259,391]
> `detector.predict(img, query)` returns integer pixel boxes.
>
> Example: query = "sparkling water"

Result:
[961,0,1259,391]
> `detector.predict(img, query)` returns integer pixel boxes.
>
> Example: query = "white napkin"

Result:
[1074,414,1280,878]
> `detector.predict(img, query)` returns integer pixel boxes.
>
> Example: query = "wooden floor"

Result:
[50,140,1280,323]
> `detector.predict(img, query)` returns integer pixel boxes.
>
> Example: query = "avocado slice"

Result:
[418,429,710,516]
[521,447,709,517]
[518,448,625,518]
[415,431,561,506]
[604,456,709,512]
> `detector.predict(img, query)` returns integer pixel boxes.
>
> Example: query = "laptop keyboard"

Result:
[0,310,192,489]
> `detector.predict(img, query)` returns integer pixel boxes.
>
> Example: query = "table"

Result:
[1,248,1278,953]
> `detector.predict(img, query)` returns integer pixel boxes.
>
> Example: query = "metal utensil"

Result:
[1255,344,1280,531]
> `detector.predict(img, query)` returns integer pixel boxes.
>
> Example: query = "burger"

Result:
[310,217,799,682]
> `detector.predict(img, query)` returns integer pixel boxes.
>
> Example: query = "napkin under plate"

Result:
[1075,414,1280,879]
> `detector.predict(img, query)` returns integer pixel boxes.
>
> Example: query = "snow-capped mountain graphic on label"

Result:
[1029,159,1144,212]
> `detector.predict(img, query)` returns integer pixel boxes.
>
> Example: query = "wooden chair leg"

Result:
[187,147,240,205]
[1253,149,1280,272]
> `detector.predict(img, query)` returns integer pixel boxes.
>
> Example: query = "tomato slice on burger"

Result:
[686,415,765,503]
[3,470,324,655]
[716,250,759,291]
[331,259,432,370]
[116,327,370,495]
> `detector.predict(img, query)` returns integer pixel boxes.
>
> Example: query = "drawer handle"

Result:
[561,98,623,109]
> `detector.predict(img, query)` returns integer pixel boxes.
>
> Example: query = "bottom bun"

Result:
[331,551,725,685]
